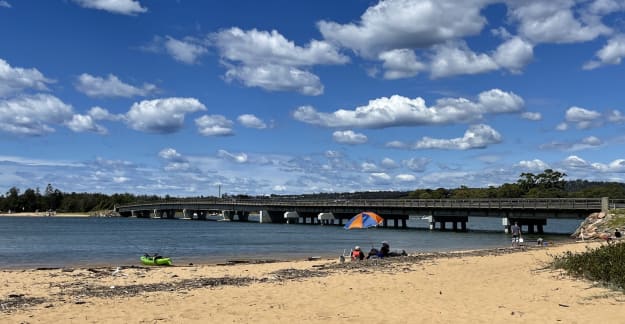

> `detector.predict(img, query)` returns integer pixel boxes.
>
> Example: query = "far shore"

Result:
[0,212,90,217]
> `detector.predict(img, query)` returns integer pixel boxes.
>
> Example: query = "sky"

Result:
[1,0,625,197]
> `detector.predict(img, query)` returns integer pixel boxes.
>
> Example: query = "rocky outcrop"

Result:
[571,211,623,240]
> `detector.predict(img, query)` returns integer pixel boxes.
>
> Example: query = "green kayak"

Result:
[140,255,172,266]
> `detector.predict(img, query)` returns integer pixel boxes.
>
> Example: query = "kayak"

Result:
[140,255,172,266]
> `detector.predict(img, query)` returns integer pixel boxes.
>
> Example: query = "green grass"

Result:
[552,242,625,291]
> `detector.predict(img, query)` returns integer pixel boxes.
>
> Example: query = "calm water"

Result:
[0,216,583,269]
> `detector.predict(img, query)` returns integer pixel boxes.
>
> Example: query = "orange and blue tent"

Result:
[344,212,383,229]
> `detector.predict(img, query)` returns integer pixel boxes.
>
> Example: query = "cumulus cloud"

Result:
[0,94,73,136]
[396,174,417,182]
[521,111,542,120]
[0,58,54,97]
[561,155,625,173]
[217,149,248,163]
[0,1,10,8]
[212,27,348,95]
[317,0,486,57]
[430,41,498,78]
[332,130,368,144]
[402,157,430,171]
[66,114,107,134]
[195,115,234,136]
[517,159,551,171]
[583,35,625,69]
[492,37,534,72]
[164,36,208,64]
[564,106,602,129]
[293,89,524,129]
[378,49,426,79]
[381,157,398,169]
[73,0,147,15]
[369,172,392,184]
[409,124,502,150]
[158,148,191,171]
[507,1,611,44]
[125,97,206,133]
[237,114,267,129]
[607,110,625,123]
[87,106,123,121]
[75,73,157,98]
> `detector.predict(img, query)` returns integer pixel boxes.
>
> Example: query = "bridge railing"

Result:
[116,197,611,211]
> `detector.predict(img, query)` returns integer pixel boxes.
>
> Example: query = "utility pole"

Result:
[218,184,221,199]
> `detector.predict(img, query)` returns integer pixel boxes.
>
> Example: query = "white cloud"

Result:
[517,159,550,170]
[88,106,122,121]
[224,64,324,96]
[73,0,147,15]
[591,159,625,172]
[563,155,591,168]
[540,136,603,151]
[237,114,267,129]
[508,1,611,44]
[125,97,206,133]
[195,115,234,136]
[113,176,129,183]
[217,149,248,163]
[317,0,487,57]
[556,122,569,131]
[402,157,430,171]
[381,157,398,169]
[607,110,625,123]
[164,36,208,64]
[293,89,523,129]
[158,148,186,162]
[410,124,502,150]
[396,174,417,182]
[430,41,498,78]
[378,49,426,79]
[0,94,73,136]
[213,27,348,95]
[583,35,625,69]
[493,37,534,72]
[0,1,11,8]
[0,58,54,97]
[332,130,368,144]
[75,73,157,98]
[564,106,602,129]
[66,114,107,134]
[521,111,542,120]
[369,172,392,184]
[361,162,379,172]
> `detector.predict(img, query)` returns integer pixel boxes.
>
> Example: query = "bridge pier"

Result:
[503,217,546,234]
[428,216,468,232]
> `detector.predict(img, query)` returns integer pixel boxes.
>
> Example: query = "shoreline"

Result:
[0,212,90,217]
[2,240,624,323]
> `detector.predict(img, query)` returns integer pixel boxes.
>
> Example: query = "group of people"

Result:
[350,241,406,261]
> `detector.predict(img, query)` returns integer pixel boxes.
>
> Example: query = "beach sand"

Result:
[1,241,623,323]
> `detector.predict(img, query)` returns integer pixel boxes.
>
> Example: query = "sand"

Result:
[1,241,624,323]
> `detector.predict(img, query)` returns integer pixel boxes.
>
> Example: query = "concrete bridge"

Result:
[115,197,625,234]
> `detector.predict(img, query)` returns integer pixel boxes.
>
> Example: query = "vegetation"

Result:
[1,169,624,213]
[552,242,625,291]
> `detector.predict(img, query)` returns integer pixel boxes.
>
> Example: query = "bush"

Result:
[552,242,625,291]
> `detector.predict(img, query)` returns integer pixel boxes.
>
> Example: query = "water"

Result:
[0,216,583,269]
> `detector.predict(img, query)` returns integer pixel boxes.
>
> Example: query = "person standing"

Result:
[511,222,522,247]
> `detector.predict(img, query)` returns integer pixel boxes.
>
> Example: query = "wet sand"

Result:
[1,241,623,323]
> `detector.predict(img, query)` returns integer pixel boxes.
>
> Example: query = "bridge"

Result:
[115,197,625,234]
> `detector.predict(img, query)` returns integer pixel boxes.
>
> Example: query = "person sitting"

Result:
[378,241,390,258]
[351,246,364,261]
[366,248,379,259]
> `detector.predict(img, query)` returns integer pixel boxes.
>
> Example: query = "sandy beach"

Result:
[1,241,623,323]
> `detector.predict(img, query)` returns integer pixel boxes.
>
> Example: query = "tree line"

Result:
[1,170,624,213]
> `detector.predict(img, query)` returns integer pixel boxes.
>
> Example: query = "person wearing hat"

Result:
[351,246,364,261]
[379,241,390,258]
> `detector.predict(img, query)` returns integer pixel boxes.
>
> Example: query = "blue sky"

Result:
[1,0,625,197]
